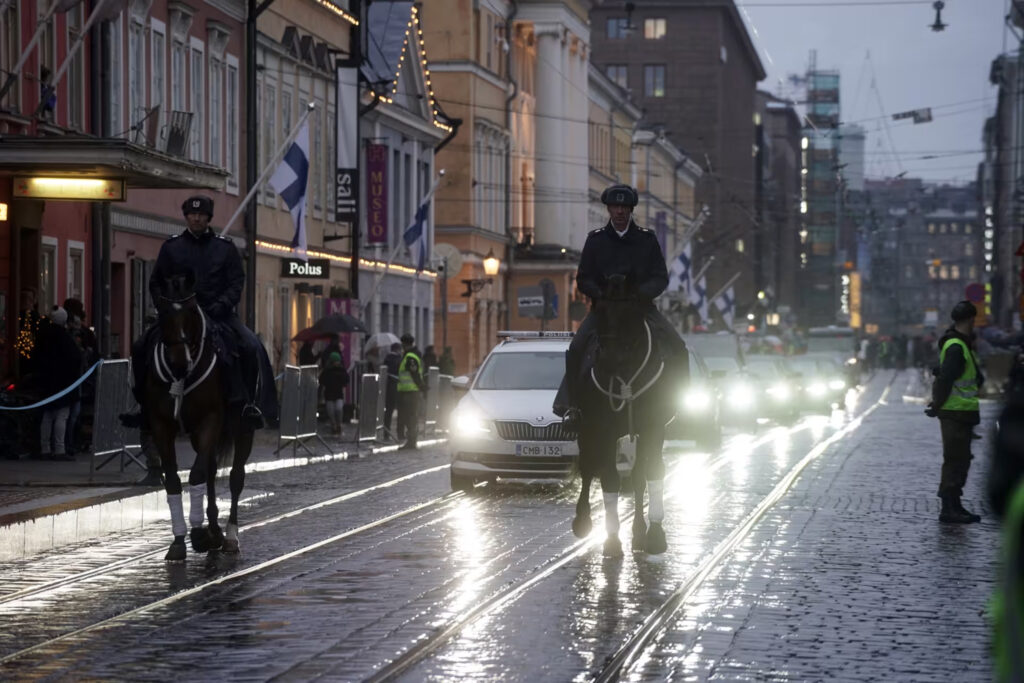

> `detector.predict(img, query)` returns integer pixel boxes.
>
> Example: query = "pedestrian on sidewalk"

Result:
[35,307,81,461]
[396,334,426,450]
[319,351,349,436]
[926,300,984,524]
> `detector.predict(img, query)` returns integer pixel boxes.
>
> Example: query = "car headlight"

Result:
[453,408,490,435]
[682,388,712,412]
[728,383,755,408]
[828,378,846,391]
[807,382,827,397]
[767,383,790,401]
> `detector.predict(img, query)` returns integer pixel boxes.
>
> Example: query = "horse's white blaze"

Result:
[226,523,239,542]
[167,494,186,537]
[647,479,665,523]
[189,485,205,528]
[604,493,620,535]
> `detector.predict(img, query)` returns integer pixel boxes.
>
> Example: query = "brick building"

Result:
[589,0,765,312]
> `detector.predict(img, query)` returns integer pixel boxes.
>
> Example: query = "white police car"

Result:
[448,332,577,491]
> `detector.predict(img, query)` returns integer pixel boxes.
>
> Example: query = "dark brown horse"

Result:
[572,275,682,557]
[147,272,254,562]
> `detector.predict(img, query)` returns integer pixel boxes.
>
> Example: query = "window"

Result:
[905,264,913,280]
[209,58,223,167]
[965,224,973,234]
[128,18,146,134]
[964,242,973,256]
[606,64,627,89]
[0,3,20,110]
[643,18,666,39]
[950,222,958,234]
[939,265,948,279]
[262,83,276,198]
[226,58,239,188]
[171,40,186,113]
[951,265,960,279]
[644,64,665,97]
[189,41,204,160]
[928,223,935,234]
[606,17,629,39]
[105,16,123,136]
[67,6,85,129]
[151,20,166,141]
[969,265,978,279]
[939,223,947,234]
[41,237,58,312]
[736,238,745,253]
[67,241,85,300]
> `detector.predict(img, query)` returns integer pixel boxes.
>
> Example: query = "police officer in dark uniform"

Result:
[124,196,277,429]
[555,184,687,425]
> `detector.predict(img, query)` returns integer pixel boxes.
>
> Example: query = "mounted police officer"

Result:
[555,184,687,427]
[926,300,984,523]
[123,195,277,430]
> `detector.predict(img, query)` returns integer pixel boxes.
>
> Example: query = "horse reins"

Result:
[590,320,665,435]
[154,302,217,420]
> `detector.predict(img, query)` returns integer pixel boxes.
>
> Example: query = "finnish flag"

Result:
[690,276,708,322]
[270,120,310,261]
[667,243,691,294]
[402,196,431,273]
[714,286,736,328]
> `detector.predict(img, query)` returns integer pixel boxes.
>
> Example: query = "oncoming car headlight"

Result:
[728,383,755,408]
[453,408,490,435]
[767,383,790,401]
[807,382,827,397]
[682,388,712,412]
[828,378,846,391]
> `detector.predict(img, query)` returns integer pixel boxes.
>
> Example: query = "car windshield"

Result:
[704,356,740,374]
[744,359,781,379]
[788,359,821,376]
[473,351,565,390]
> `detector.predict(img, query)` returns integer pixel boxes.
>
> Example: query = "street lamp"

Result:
[462,249,501,297]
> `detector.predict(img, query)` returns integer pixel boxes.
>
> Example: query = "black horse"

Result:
[572,275,683,557]
[145,272,255,562]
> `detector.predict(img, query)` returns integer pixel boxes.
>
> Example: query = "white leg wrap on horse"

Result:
[189,486,205,528]
[648,480,665,523]
[167,494,187,537]
[603,493,620,534]
[226,522,239,542]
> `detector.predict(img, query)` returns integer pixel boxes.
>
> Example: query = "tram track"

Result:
[1,376,895,678]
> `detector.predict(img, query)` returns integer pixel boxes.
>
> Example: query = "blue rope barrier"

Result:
[0,360,103,411]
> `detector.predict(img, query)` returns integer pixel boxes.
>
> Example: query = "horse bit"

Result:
[153,300,217,420]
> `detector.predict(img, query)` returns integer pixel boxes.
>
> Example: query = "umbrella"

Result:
[309,312,367,335]
[365,331,401,353]
[291,327,333,343]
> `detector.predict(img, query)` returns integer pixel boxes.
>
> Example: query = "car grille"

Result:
[494,420,574,442]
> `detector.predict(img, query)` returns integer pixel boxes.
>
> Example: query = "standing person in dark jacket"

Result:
[926,300,984,523]
[382,342,402,438]
[298,340,319,366]
[319,351,349,436]
[555,184,687,426]
[124,195,278,429]
[36,307,81,461]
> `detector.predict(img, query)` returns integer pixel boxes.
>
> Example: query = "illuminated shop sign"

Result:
[13,177,126,201]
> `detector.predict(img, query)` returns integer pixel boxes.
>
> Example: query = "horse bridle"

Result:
[154,294,217,420]
[590,319,665,435]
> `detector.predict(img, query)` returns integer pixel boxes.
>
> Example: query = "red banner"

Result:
[366,144,388,245]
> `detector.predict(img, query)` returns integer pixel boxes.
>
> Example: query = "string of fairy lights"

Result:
[375,5,453,134]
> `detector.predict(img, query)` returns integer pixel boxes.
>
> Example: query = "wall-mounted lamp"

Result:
[462,249,501,296]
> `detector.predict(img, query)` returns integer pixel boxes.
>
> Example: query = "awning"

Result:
[0,136,228,190]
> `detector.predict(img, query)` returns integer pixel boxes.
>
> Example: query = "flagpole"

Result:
[220,102,316,238]
[708,271,742,304]
[0,0,67,102]
[33,0,112,118]
[691,255,715,286]
[360,171,445,315]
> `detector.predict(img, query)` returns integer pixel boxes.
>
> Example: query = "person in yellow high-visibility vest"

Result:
[925,300,984,523]
[396,333,426,450]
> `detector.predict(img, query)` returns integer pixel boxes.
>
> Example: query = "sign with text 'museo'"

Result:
[280,258,330,279]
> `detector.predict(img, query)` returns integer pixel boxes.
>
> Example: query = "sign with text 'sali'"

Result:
[335,66,359,222]
[366,143,388,244]
[280,258,330,279]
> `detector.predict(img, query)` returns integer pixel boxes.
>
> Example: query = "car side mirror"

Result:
[452,376,470,391]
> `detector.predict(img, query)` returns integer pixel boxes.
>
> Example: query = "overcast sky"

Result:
[738,0,1008,186]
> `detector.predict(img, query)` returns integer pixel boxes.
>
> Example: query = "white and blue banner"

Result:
[714,286,736,329]
[690,275,708,322]
[270,119,311,261]
[402,196,431,273]
[668,243,691,295]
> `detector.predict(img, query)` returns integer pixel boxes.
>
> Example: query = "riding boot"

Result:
[237,353,264,430]
[939,493,977,523]
[954,496,981,523]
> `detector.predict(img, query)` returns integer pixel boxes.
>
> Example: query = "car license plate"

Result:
[516,443,562,456]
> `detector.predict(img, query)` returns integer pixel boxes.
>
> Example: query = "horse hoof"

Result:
[631,520,647,551]
[221,538,240,554]
[165,539,187,563]
[190,527,215,553]
[572,514,593,538]
[645,522,667,555]
[207,525,225,551]
[603,535,623,558]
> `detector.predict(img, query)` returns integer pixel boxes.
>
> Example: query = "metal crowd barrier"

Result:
[424,366,440,434]
[276,364,330,457]
[437,374,454,432]
[375,370,389,442]
[358,373,379,444]
[90,359,146,475]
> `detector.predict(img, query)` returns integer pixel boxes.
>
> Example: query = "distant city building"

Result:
[839,124,866,192]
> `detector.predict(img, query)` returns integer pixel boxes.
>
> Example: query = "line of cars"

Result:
[446,330,854,491]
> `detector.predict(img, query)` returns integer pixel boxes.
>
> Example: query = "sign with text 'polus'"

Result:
[280,258,330,279]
